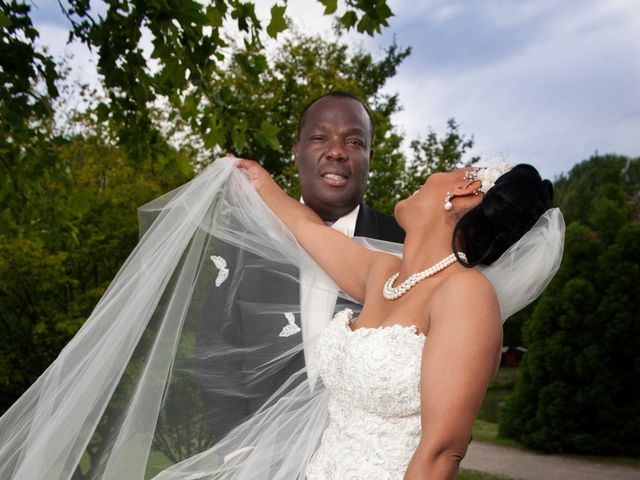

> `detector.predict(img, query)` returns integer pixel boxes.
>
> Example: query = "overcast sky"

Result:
[32,0,640,180]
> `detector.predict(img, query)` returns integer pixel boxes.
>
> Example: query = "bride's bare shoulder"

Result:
[447,266,495,292]
[431,268,500,325]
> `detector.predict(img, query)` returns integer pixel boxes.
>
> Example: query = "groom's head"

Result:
[294,92,374,222]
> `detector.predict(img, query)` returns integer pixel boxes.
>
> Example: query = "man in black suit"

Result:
[294,91,404,242]
[196,92,404,441]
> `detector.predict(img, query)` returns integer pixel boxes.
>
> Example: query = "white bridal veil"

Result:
[0,157,565,480]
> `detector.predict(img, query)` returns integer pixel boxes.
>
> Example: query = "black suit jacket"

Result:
[354,204,405,242]
[195,204,404,440]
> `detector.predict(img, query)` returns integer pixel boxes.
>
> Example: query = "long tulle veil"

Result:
[0,157,564,479]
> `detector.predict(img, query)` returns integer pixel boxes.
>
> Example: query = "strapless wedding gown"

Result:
[306,309,426,479]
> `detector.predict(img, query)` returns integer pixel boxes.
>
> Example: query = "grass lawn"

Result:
[478,367,519,423]
[473,367,521,447]
[472,418,520,448]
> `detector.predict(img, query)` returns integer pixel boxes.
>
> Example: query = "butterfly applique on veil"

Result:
[210,255,229,286]
[279,312,301,337]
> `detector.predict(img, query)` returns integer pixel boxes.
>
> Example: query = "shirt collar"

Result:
[330,205,359,237]
[299,197,360,238]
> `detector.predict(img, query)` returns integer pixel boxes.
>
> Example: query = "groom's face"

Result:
[294,96,373,223]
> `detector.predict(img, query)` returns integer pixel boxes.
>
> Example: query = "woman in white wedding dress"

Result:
[238,159,558,479]
[0,156,563,480]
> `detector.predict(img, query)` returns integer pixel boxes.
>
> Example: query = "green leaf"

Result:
[357,15,377,35]
[232,120,248,152]
[235,52,268,84]
[206,6,224,28]
[319,0,338,15]
[266,5,287,39]
[203,128,225,149]
[96,103,110,122]
[375,1,393,21]
[0,11,11,30]
[202,113,226,148]
[259,121,280,137]
[231,2,257,33]
[340,10,358,29]
[255,121,281,151]
[219,86,234,105]
[252,53,268,72]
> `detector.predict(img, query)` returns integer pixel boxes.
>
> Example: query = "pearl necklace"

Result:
[382,252,467,300]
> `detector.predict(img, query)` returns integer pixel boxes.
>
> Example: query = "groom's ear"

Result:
[293,141,299,168]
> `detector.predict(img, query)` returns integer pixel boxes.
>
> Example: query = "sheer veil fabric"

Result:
[0,157,564,480]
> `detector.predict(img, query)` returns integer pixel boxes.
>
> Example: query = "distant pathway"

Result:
[461,441,640,480]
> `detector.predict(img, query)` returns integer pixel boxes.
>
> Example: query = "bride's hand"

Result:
[236,159,273,191]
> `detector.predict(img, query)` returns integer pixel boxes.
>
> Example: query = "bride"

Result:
[237,159,558,479]
[0,157,563,480]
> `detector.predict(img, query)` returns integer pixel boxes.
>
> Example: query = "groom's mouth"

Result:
[321,172,348,187]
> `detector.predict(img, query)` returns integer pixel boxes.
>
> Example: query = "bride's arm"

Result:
[404,271,502,480]
[237,159,379,303]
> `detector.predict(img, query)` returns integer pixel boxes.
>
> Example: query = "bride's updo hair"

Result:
[453,164,553,267]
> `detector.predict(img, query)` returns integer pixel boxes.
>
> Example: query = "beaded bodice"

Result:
[306,309,425,479]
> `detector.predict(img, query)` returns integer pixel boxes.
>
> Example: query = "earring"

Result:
[444,192,453,211]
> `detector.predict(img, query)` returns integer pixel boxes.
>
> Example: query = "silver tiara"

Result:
[465,162,513,193]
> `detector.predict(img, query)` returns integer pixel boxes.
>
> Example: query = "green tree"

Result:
[0,2,61,234]
[553,153,638,226]
[499,154,640,456]
[186,32,411,205]
[2,0,393,163]
[0,90,193,412]
[503,154,637,348]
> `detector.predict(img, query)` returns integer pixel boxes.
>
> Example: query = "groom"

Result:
[294,91,404,241]
[198,91,404,438]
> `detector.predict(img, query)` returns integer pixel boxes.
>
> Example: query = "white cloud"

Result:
[370,0,640,178]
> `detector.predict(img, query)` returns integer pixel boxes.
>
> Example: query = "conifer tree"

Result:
[500,155,640,455]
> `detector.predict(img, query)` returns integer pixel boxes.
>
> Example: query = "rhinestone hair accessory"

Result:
[465,162,513,193]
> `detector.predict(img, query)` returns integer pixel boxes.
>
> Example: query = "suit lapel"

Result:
[354,204,379,238]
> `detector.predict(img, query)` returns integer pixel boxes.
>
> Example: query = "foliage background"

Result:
[0,0,478,414]
[1,0,639,460]
[499,154,640,456]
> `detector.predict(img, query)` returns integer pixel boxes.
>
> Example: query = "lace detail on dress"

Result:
[306,309,425,479]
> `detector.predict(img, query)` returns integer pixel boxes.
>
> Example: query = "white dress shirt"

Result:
[299,204,360,389]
